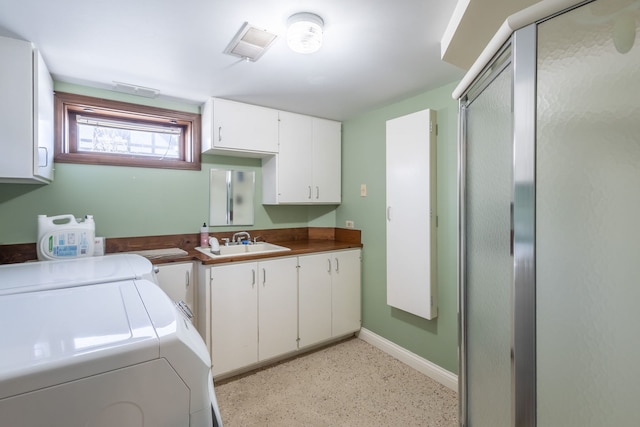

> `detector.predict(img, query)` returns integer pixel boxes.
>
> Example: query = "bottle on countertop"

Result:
[200,223,209,247]
[209,237,220,255]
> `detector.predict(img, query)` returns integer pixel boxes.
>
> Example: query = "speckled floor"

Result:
[214,337,458,426]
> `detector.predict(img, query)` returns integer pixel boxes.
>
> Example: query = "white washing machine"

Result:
[0,254,223,427]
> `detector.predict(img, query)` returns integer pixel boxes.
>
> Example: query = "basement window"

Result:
[54,92,201,170]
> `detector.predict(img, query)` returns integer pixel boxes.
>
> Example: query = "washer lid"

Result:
[0,254,154,296]
[0,280,158,399]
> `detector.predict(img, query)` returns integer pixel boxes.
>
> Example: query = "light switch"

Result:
[360,184,367,197]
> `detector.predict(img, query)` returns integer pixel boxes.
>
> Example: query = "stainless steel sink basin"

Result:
[195,242,291,259]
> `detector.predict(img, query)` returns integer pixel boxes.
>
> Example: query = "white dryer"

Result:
[0,254,223,427]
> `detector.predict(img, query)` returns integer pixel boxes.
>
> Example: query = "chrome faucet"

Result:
[232,231,251,244]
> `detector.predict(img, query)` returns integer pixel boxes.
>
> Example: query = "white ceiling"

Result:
[0,0,469,121]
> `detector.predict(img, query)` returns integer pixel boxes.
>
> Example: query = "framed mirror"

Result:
[209,169,255,226]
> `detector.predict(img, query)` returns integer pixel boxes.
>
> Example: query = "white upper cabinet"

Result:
[263,111,341,204]
[386,109,438,320]
[0,36,54,184]
[311,117,341,203]
[201,97,279,156]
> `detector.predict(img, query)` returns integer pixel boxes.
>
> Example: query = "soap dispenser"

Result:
[200,223,209,247]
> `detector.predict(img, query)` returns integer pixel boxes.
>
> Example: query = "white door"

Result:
[277,111,312,202]
[298,253,332,348]
[210,262,258,375]
[386,109,437,320]
[35,49,54,182]
[331,250,361,337]
[257,257,298,361]
[311,118,341,203]
[212,98,279,153]
[155,262,194,311]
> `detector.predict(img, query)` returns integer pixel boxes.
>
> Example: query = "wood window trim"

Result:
[54,92,201,171]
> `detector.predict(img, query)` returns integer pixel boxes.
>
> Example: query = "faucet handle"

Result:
[221,237,230,246]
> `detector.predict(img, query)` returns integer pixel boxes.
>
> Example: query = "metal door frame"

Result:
[457,24,537,427]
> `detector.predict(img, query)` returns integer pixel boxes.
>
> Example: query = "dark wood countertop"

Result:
[0,227,362,265]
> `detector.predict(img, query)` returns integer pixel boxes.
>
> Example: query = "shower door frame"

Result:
[458,24,538,427]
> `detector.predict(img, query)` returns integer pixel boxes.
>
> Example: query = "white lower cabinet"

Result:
[209,257,298,376]
[330,249,362,337]
[298,254,333,347]
[155,262,196,322]
[202,249,361,377]
[257,257,299,361]
[298,249,362,349]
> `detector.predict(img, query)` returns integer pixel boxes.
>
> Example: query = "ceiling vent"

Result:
[224,22,278,62]
[112,82,160,98]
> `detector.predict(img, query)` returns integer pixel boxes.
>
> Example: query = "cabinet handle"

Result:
[308,186,312,199]
[327,259,331,273]
[252,269,256,287]
[316,186,319,199]
[335,258,339,273]
[387,206,391,221]
[262,268,266,286]
[38,147,48,167]
[218,126,222,142]
[185,270,190,287]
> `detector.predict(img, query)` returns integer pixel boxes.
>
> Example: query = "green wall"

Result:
[0,80,460,375]
[338,81,459,373]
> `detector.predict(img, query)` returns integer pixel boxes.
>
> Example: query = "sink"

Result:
[195,242,291,259]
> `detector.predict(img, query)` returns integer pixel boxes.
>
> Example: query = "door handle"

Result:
[38,147,48,167]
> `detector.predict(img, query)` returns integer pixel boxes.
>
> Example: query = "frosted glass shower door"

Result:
[461,51,513,426]
[536,1,640,425]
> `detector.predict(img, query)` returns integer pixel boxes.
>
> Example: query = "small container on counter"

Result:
[200,223,209,247]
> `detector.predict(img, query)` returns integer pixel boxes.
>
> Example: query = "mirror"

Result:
[209,169,255,226]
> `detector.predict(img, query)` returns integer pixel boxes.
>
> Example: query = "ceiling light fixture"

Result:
[287,12,324,54]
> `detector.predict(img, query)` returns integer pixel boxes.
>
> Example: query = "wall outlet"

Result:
[345,220,355,228]
[360,184,367,197]
[94,237,105,256]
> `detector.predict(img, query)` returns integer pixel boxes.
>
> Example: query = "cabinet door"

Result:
[277,111,313,202]
[386,109,438,320]
[34,48,54,182]
[298,253,332,348]
[155,262,195,312]
[312,118,341,203]
[257,257,298,360]
[210,262,258,376]
[331,250,361,337]
[203,98,278,154]
[0,36,53,184]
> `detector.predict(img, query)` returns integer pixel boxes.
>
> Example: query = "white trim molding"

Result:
[357,328,458,391]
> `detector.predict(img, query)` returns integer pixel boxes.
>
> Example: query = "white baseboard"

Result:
[357,328,458,392]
